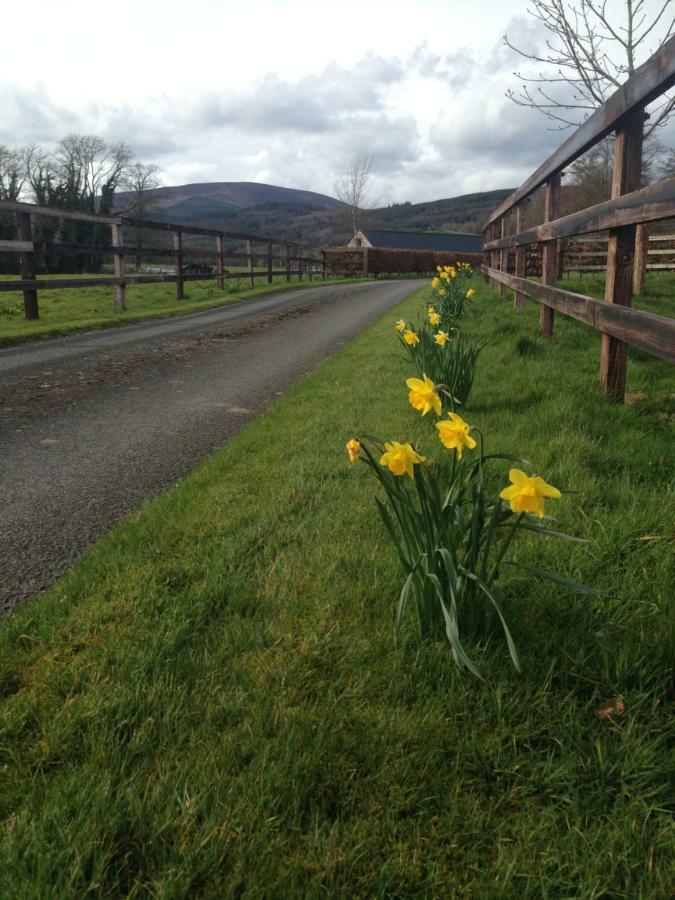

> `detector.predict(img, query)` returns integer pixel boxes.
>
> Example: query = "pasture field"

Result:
[0,274,367,345]
[0,274,672,896]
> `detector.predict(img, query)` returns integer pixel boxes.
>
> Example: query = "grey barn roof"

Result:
[363,230,483,253]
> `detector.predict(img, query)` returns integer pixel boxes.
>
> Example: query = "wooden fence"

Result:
[0,200,326,320]
[482,35,675,400]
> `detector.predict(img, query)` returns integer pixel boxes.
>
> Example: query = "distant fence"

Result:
[514,233,675,277]
[0,199,326,320]
[482,35,675,400]
[325,247,482,277]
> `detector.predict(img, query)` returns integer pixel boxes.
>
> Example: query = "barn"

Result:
[347,229,484,254]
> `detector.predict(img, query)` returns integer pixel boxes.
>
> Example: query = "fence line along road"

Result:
[0,199,327,320]
[482,34,675,401]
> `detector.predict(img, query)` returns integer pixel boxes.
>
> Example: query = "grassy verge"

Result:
[0,275,672,896]
[0,274,370,346]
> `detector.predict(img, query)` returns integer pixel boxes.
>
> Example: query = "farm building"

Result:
[347,229,483,254]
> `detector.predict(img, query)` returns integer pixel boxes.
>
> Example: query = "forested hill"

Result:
[117,183,513,247]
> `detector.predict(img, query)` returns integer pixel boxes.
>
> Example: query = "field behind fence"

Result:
[0,200,327,321]
[482,35,675,400]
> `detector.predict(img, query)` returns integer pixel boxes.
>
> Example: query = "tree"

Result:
[505,0,674,133]
[660,149,675,179]
[120,162,162,270]
[0,146,27,274]
[333,153,374,239]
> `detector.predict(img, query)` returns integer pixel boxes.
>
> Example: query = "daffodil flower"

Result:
[395,319,407,332]
[406,374,442,417]
[500,469,561,518]
[380,441,425,478]
[438,288,447,298]
[434,330,450,346]
[403,330,420,346]
[436,412,477,459]
[466,288,476,299]
[346,439,361,464]
[428,311,441,326]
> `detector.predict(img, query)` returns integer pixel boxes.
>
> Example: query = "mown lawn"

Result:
[0,274,365,345]
[0,274,672,897]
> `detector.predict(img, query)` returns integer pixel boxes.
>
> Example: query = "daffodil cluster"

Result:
[396,262,479,411]
[345,273,595,675]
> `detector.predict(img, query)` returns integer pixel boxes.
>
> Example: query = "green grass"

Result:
[0,274,369,346]
[0,274,673,897]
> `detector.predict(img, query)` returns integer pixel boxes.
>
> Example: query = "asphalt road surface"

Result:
[0,279,425,610]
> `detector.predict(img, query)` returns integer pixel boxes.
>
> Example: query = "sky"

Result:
[1,0,673,204]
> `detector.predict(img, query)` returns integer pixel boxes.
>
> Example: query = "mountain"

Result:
[115,182,513,248]
[114,181,344,218]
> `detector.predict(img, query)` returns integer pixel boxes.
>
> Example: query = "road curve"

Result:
[0,279,425,610]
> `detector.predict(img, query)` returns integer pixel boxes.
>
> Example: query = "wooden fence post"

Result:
[246,240,254,287]
[286,244,291,282]
[321,250,326,280]
[540,174,561,338]
[600,110,644,400]
[298,248,303,281]
[514,205,526,311]
[16,212,38,320]
[633,223,648,295]
[499,218,507,297]
[216,234,225,290]
[490,222,499,290]
[111,223,127,311]
[173,231,184,300]
[267,241,273,284]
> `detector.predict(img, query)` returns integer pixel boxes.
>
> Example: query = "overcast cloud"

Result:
[1,0,673,203]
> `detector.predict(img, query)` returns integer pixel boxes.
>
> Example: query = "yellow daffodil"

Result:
[500,469,561,519]
[438,288,447,298]
[436,412,477,459]
[434,330,450,346]
[440,271,450,281]
[436,265,443,273]
[346,439,361,464]
[403,330,420,346]
[431,277,440,288]
[395,319,406,332]
[428,305,436,314]
[428,311,441,326]
[466,288,476,299]
[380,441,425,478]
[406,374,442,417]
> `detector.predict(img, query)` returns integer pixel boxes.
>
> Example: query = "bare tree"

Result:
[0,145,26,200]
[120,162,162,270]
[505,0,674,133]
[55,135,134,212]
[334,153,374,239]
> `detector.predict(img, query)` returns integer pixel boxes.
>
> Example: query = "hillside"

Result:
[116,182,513,248]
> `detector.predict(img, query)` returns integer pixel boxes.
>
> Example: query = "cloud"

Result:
[6,24,668,207]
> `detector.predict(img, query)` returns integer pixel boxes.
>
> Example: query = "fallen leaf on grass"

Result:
[227,406,255,416]
[595,697,625,723]
[625,392,647,406]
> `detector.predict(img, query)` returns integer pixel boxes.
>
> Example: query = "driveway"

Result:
[0,279,425,609]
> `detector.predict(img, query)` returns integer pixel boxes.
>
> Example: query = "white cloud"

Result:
[1,0,672,203]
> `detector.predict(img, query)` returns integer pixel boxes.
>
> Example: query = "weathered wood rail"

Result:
[0,199,326,319]
[482,35,675,400]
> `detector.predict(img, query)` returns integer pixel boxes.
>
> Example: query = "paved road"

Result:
[0,280,424,610]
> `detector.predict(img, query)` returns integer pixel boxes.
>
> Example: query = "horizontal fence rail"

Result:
[482,35,675,401]
[0,199,326,319]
